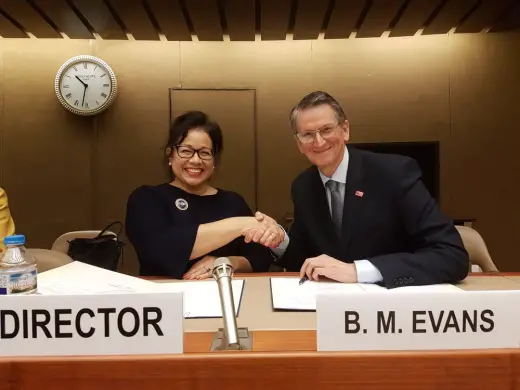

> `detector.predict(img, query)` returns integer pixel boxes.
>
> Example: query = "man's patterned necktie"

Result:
[326,180,343,235]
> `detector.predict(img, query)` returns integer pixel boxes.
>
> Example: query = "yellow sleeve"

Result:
[0,188,15,252]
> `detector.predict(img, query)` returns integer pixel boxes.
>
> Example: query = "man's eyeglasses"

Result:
[174,145,214,161]
[295,124,340,144]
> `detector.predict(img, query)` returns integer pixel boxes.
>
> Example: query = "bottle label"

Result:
[0,268,37,295]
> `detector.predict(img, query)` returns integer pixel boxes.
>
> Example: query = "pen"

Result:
[299,275,308,285]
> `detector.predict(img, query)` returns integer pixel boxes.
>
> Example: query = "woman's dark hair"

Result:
[166,111,224,163]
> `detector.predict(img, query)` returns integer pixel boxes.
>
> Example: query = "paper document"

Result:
[38,261,153,295]
[149,280,245,318]
[270,277,366,311]
[270,277,463,311]
[38,261,245,318]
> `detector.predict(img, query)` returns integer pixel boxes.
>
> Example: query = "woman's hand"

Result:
[183,255,217,280]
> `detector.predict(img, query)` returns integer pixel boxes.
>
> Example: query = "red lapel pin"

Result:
[355,190,364,197]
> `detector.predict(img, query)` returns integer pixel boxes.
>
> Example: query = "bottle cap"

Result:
[3,235,26,246]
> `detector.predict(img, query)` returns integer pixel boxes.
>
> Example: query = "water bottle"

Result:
[0,235,37,295]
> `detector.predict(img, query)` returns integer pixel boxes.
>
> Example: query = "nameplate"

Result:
[316,290,520,351]
[0,292,183,357]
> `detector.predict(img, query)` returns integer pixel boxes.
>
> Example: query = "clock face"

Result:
[55,56,117,116]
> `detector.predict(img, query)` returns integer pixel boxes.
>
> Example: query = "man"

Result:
[0,187,15,253]
[249,91,468,288]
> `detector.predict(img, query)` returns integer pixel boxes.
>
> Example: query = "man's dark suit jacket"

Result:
[278,146,469,288]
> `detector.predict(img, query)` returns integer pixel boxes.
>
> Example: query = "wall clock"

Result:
[55,55,118,116]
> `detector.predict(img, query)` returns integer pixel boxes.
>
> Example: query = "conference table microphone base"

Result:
[210,327,253,351]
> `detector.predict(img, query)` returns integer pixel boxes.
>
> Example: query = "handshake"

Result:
[241,212,286,249]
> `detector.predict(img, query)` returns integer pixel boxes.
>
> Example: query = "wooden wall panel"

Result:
[422,0,478,35]
[0,0,60,38]
[261,0,292,40]
[490,2,520,32]
[72,0,126,39]
[225,0,256,41]
[325,0,365,39]
[0,12,27,38]
[185,0,223,41]
[93,40,181,275]
[456,0,511,34]
[292,0,329,40]
[147,0,192,41]
[0,40,93,248]
[311,37,451,143]
[356,0,405,38]
[179,42,260,88]
[109,0,159,40]
[447,33,520,271]
[1,0,520,41]
[33,0,93,39]
[390,0,440,37]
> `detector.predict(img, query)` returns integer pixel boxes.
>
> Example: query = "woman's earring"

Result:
[168,159,172,166]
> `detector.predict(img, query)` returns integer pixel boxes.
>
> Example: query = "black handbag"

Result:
[67,222,125,271]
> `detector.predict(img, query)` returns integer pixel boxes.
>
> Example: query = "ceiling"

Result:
[0,0,519,41]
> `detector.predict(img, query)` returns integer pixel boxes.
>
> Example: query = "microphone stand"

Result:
[210,257,252,351]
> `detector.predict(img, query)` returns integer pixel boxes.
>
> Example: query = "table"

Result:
[1,273,520,390]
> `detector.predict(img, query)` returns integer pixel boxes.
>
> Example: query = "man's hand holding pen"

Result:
[299,254,358,284]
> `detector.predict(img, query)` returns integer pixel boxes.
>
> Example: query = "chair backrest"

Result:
[51,230,117,254]
[455,226,498,272]
[27,248,73,273]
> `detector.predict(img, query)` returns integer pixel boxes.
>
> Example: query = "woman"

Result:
[0,187,15,253]
[126,111,282,280]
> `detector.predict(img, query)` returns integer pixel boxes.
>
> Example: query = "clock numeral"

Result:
[72,65,78,71]
[94,65,98,72]
[103,83,109,87]
[63,85,70,88]
[84,102,89,109]
[100,73,106,78]
[101,92,107,98]
[74,100,79,106]
[83,63,88,69]
[66,93,72,99]
[65,75,71,78]
[96,100,100,106]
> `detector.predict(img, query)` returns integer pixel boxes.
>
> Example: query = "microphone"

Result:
[212,257,240,349]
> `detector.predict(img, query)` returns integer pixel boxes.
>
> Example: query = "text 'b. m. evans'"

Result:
[0,307,164,339]
[345,310,495,334]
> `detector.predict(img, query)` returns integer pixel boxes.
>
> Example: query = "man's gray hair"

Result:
[289,91,347,131]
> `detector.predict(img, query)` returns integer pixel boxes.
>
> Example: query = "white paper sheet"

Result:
[37,261,153,295]
[270,277,463,311]
[149,280,245,318]
[270,277,366,311]
[37,262,245,318]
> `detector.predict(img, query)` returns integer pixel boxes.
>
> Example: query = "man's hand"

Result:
[242,211,285,248]
[300,254,358,283]
[183,255,216,280]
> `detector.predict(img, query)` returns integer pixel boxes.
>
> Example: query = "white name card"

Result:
[317,290,520,351]
[0,292,184,357]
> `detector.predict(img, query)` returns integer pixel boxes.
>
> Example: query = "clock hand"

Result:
[75,75,87,87]
[82,84,88,107]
